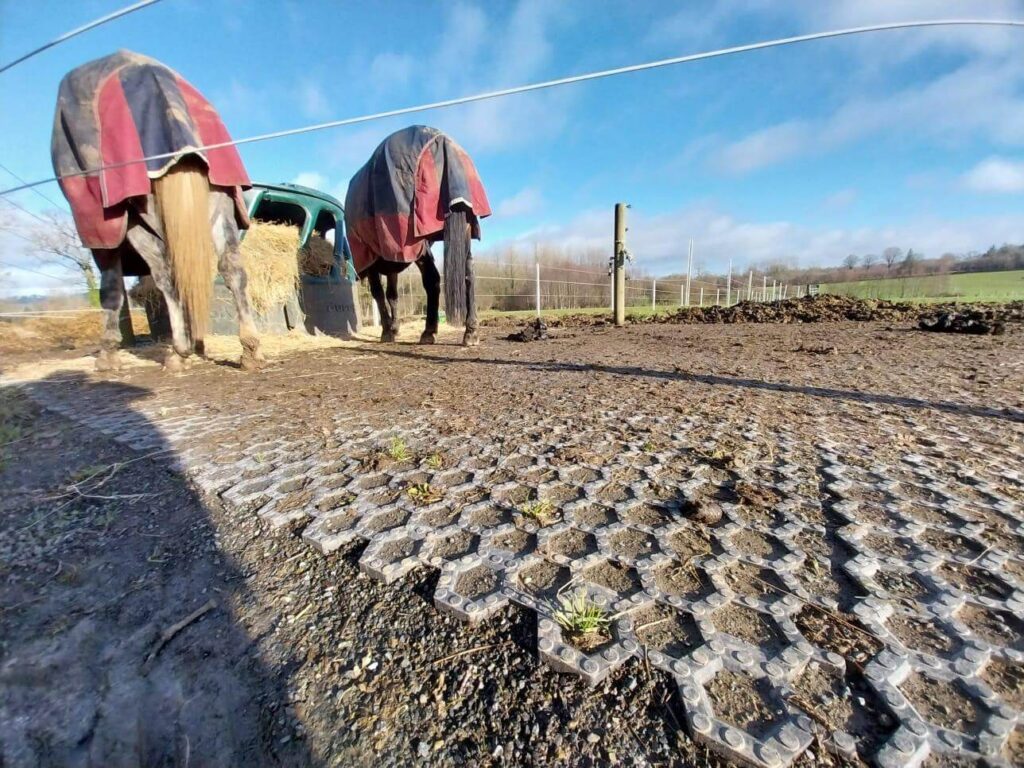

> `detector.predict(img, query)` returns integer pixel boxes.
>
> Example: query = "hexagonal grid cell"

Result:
[885,611,963,662]
[581,558,643,599]
[899,673,986,736]
[981,658,1024,711]
[937,561,1016,602]
[788,661,896,761]
[631,603,703,660]
[793,604,883,668]
[515,558,571,600]
[711,602,787,657]
[717,560,789,602]
[540,526,597,562]
[958,603,1024,652]
[661,523,714,561]
[730,528,788,562]
[484,526,536,559]
[649,558,713,602]
[605,527,660,562]
[422,527,480,564]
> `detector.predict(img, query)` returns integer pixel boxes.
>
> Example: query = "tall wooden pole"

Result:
[684,238,693,306]
[613,203,627,327]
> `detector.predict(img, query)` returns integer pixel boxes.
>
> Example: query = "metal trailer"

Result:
[207,181,362,337]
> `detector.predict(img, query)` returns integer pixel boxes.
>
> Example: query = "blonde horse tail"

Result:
[153,157,215,344]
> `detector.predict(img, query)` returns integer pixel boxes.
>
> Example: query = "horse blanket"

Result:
[51,50,250,249]
[344,125,491,276]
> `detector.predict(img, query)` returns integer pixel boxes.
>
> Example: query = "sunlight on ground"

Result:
[0,323,461,386]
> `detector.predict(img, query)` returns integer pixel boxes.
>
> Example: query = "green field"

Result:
[820,270,1024,302]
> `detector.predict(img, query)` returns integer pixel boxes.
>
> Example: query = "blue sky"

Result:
[1,0,1023,294]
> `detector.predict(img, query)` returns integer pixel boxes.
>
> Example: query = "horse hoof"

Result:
[418,331,436,345]
[95,350,122,372]
[240,352,264,371]
[381,330,397,343]
[462,330,480,347]
[163,352,186,373]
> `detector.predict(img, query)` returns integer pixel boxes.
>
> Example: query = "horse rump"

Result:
[152,157,216,343]
[443,207,470,326]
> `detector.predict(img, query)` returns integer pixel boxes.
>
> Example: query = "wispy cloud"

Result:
[711,56,1024,174]
[290,171,328,189]
[355,0,572,154]
[496,187,544,217]
[493,201,1022,273]
[963,156,1024,193]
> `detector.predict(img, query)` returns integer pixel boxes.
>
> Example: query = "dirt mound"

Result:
[918,305,1023,335]
[506,318,549,342]
[484,296,1024,330]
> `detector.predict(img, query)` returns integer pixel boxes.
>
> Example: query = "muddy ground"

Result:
[1,314,1023,767]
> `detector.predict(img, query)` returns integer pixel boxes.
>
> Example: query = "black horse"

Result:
[344,126,491,346]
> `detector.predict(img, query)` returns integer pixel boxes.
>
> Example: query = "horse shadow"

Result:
[0,372,316,766]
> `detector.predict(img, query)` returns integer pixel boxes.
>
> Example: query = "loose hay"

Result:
[239,221,301,314]
[0,312,149,354]
[300,235,336,277]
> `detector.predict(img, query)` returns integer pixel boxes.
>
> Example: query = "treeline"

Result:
[740,243,1024,287]
[652,243,1024,290]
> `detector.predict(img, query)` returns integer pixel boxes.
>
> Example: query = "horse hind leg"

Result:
[125,220,192,372]
[94,249,125,371]
[463,231,479,347]
[416,249,439,344]
[367,267,394,342]
[212,192,264,370]
[385,272,401,340]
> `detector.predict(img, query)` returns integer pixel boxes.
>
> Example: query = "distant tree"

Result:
[900,248,919,276]
[862,253,877,269]
[883,247,902,271]
[842,254,860,270]
[29,213,98,299]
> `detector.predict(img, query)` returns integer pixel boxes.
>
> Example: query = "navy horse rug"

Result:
[344,125,491,276]
[51,50,250,249]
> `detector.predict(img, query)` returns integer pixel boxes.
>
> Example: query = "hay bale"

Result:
[239,221,301,314]
[300,235,336,277]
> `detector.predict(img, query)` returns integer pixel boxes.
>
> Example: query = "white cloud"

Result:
[353,0,570,155]
[290,171,328,190]
[711,56,1024,174]
[491,201,1023,274]
[496,187,543,217]
[963,156,1024,193]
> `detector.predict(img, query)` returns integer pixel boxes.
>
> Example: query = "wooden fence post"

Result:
[613,203,627,326]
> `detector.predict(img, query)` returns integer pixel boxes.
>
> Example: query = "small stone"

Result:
[586,732,601,745]
[417,741,430,757]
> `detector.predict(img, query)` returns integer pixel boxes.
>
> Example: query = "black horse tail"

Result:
[443,207,470,326]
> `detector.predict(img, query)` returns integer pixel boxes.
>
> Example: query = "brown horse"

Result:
[344,126,491,346]
[51,51,263,372]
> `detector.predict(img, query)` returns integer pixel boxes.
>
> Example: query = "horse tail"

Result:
[153,157,216,343]
[443,207,469,326]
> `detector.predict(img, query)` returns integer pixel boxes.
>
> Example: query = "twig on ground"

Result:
[786,693,832,730]
[144,599,217,668]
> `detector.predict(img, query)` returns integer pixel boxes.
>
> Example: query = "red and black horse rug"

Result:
[51,50,250,250]
[344,125,491,276]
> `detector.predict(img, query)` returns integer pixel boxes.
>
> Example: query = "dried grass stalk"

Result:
[300,235,336,277]
[239,221,301,315]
